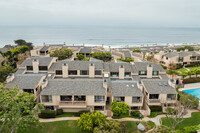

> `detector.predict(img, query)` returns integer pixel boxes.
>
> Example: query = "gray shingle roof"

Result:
[163,52,179,58]
[49,60,104,71]
[112,51,122,57]
[6,74,44,89]
[15,69,25,74]
[142,79,177,94]
[20,57,54,67]
[160,74,169,80]
[40,46,50,51]
[79,47,92,53]
[123,51,132,58]
[132,53,142,58]
[111,81,143,96]
[134,62,165,72]
[103,62,136,72]
[40,78,105,95]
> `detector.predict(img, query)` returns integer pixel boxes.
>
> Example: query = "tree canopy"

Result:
[90,51,112,62]
[76,54,84,60]
[77,111,106,132]
[0,84,43,133]
[49,48,73,60]
[14,39,33,50]
[176,46,194,52]
[133,48,141,52]
[111,101,130,116]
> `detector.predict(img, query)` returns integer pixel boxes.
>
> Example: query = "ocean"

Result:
[0,25,200,48]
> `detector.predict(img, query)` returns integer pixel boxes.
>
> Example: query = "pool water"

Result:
[183,88,200,99]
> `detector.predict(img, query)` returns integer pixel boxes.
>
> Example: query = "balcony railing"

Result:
[149,99,160,103]
[59,101,86,106]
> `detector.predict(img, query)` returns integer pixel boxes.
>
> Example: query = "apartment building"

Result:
[154,51,200,66]
[6,56,177,116]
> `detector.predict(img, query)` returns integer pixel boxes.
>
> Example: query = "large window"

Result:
[80,70,89,75]
[94,96,105,102]
[95,70,102,75]
[125,72,131,77]
[56,70,63,75]
[149,94,159,99]
[113,97,125,102]
[167,94,176,100]
[39,66,48,70]
[74,96,86,101]
[178,57,183,62]
[152,71,159,75]
[110,72,119,77]
[23,89,34,94]
[139,71,147,75]
[132,97,142,103]
[42,95,52,102]
[68,70,77,75]
[60,96,72,101]
[26,66,33,70]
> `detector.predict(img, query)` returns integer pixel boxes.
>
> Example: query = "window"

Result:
[60,96,72,101]
[95,70,102,75]
[166,57,168,60]
[110,72,119,77]
[56,70,62,75]
[39,66,48,70]
[152,71,159,75]
[149,94,159,99]
[139,71,147,75]
[45,106,54,110]
[42,95,52,102]
[74,96,86,101]
[132,97,142,103]
[94,106,104,110]
[80,70,89,75]
[26,66,33,70]
[23,89,34,94]
[94,96,105,102]
[68,70,77,75]
[167,94,176,100]
[113,97,125,102]
[125,72,131,77]
[197,56,200,60]
[178,57,183,62]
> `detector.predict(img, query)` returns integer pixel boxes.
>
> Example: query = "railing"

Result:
[59,101,86,106]
[148,99,160,103]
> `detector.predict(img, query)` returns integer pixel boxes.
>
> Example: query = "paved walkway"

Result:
[39,109,199,126]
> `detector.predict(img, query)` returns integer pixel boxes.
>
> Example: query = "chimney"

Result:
[147,64,153,78]
[103,79,107,89]
[137,81,143,91]
[102,44,104,48]
[43,42,46,46]
[32,59,39,73]
[108,46,111,52]
[119,65,125,79]
[62,63,68,78]
[63,42,66,46]
[89,63,95,78]
[6,73,14,83]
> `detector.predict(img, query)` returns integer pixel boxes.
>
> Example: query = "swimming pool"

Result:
[183,88,200,99]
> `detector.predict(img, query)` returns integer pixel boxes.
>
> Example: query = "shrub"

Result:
[150,106,162,112]
[90,51,112,62]
[38,110,56,118]
[111,101,130,116]
[176,64,183,69]
[161,64,167,69]
[78,110,90,116]
[49,48,73,60]
[182,77,200,84]
[149,112,157,118]
[131,110,143,118]
[56,109,63,115]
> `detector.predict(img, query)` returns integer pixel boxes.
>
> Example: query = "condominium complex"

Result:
[6,56,177,116]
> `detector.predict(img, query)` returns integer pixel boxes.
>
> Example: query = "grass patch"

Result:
[161,112,200,129]
[56,112,79,118]
[170,66,200,76]
[121,121,137,133]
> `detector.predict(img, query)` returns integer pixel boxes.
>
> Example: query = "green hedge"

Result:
[39,110,56,118]
[78,110,90,116]
[175,124,200,133]
[131,110,143,118]
[185,62,200,67]
[182,77,200,84]
[150,106,162,112]
[56,109,63,115]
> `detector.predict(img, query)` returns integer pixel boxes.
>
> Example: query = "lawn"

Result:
[56,112,79,118]
[121,121,137,133]
[161,112,200,129]
[175,66,200,75]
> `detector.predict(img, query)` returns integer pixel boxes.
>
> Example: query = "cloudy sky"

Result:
[0,0,200,27]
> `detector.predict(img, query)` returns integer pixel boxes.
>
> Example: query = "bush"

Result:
[56,109,63,115]
[78,110,90,116]
[182,77,200,84]
[39,110,56,118]
[111,101,130,117]
[175,124,200,133]
[131,110,143,118]
[176,64,183,69]
[149,112,157,118]
[150,106,162,112]
[161,64,167,69]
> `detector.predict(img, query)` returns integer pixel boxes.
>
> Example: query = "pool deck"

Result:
[179,83,200,91]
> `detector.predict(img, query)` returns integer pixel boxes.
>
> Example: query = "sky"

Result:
[0,0,200,27]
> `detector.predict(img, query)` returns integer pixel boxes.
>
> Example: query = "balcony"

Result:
[59,101,87,108]
[146,99,161,106]
[149,99,160,103]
